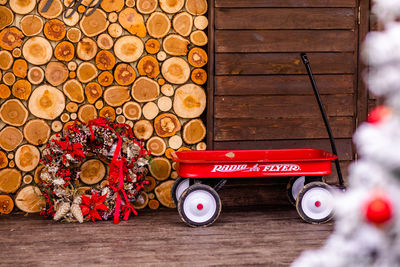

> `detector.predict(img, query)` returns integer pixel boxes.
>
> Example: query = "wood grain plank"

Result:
[215,8,355,30]
[214,117,354,140]
[215,95,354,118]
[214,138,354,161]
[215,53,355,75]
[216,30,355,53]
[215,75,354,95]
[206,0,215,149]
[215,0,357,8]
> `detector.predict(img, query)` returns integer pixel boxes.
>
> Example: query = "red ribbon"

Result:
[88,118,138,224]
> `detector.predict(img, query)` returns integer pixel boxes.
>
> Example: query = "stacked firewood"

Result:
[0,0,208,215]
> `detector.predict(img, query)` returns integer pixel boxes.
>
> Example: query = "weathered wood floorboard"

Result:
[0,207,332,266]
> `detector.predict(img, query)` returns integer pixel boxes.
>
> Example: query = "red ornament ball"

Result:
[367,106,391,124]
[364,194,393,225]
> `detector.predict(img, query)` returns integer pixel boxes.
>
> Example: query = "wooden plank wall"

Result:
[209,0,360,199]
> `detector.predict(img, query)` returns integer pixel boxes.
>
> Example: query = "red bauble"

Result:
[364,194,393,225]
[367,106,391,124]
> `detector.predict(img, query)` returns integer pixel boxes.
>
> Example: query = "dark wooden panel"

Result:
[214,117,354,140]
[215,53,355,75]
[216,30,355,53]
[206,0,215,149]
[215,75,354,95]
[324,161,350,184]
[215,8,355,30]
[215,95,354,118]
[215,0,357,8]
[214,138,354,161]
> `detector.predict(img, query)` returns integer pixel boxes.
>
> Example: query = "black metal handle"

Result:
[301,53,345,188]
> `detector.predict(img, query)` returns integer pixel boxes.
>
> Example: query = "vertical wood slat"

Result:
[207,0,215,149]
[356,0,371,126]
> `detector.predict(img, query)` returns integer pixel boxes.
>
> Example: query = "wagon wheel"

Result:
[171,177,190,206]
[286,176,305,206]
[296,181,334,224]
[178,184,221,227]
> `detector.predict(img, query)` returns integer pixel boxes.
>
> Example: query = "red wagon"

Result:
[171,149,337,227]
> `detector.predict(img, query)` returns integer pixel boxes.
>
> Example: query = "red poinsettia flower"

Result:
[80,192,108,222]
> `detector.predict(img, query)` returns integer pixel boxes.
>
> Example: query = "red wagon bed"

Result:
[172,149,337,179]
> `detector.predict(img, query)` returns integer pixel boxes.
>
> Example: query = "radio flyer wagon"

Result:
[170,54,345,227]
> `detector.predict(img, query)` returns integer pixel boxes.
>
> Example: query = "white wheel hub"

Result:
[301,186,333,220]
[175,179,190,201]
[292,176,305,201]
[183,189,217,223]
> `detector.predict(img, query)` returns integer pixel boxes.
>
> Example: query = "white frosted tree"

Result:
[292,1,400,266]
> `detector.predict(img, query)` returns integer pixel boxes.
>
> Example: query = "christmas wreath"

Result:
[38,117,151,224]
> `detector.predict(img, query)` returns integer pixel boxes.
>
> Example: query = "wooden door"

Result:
[207,0,365,187]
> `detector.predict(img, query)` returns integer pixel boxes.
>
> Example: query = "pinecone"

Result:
[53,202,70,221]
[71,197,83,223]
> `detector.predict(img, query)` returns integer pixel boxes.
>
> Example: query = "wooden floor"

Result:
[0,205,332,266]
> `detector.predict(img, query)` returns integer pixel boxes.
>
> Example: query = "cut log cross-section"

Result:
[147,136,166,156]
[145,39,160,54]
[13,59,28,78]
[155,180,175,208]
[23,119,51,146]
[0,6,14,30]
[0,99,29,126]
[114,35,144,62]
[132,77,160,102]
[20,15,43,36]
[15,144,40,172]
[133,120,153,140]
[162,57,190,84]
[0,168,21,193]
[159,0,184,13]
[63,79,85,103]
[80,9,109,37]
[77,62,98,83]
[0,151,8,169]
[0,84,10,99]
[183,119,206,144]
[101,0,124,12]
[22,37,52,65]
[143,102,159,120]
[28,67,44,85]
[104,86,131,106]
[99,106,116,121]
[0,51,13,71]
[163,34,189,56]
[191,68,207,85]
[188,47,208,68]
[0,27,24,51]
[132,191,149,210]
[154,113,181,137]
[0,126,23,151]
[185,0,207,15]
[77,38,98,60]
[114,63,136,85]
[45,62,69,86]
[147,12,171,39]
[123,101,142,120]
[78,104,97,124]
[118,8,146,37]
[0,195,14,214]
[28,85,65,120]
[150,157,171,181]
[173,12,193,37]
[194,15,208,30]
[85,82,102,104]
[174,83,206,118]
[137,0,158,14]
[96,50,116,70]
[54,41,75,61]
[80,159,106,185]
[38,0,63,19]
[15,185,45,213]
[12,79,31,100]
[44,19,66,41]
[137,56,160,79]
[190,30,208,46]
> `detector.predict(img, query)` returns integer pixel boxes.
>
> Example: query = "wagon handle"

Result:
[301,53,345,189]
